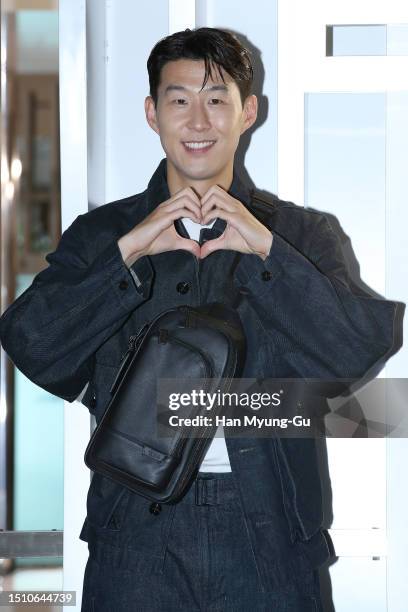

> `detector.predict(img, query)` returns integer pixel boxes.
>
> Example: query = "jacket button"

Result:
[149,502,162,515]
[119,280,129,290]
[176,281,190,294]
[261,270,272,281]
[89,393,97,409]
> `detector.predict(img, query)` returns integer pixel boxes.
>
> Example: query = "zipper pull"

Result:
[120,337,136,362]
[109,349,133,395]
[133,322,149,347]
[121,322,149,358]
[110,323,149,395]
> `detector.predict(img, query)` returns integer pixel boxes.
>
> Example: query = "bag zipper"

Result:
[109,323,150,395]
[170,332,239,501]
[171,370,237,501]
[154,333,213,458]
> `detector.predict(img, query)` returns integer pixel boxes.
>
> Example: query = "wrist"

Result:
[257,232,273,261]
[117,234,144,268]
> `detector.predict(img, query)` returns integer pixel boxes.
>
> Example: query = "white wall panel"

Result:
[105,0,169,202]
[329,557,387,612]
[198,0,278,193]
[385,91,408,612]
[59,1,89,609]
[277,1,408,610]
[305,91,387,295]
[327,439,386,531]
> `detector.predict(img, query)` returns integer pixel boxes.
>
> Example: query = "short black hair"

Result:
[147,27,253,107]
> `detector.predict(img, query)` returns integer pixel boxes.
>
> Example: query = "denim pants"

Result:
[81,472,324,611]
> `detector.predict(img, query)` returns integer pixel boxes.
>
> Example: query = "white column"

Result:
[59,1,89,609]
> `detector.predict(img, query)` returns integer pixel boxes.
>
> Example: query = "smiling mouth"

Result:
[182,140,216,152]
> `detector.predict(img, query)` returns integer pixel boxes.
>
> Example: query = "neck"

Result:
[166,160,234,197]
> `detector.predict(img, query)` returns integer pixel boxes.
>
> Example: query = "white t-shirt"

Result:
[180,216,232,473]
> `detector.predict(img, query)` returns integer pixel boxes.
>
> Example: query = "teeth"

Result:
[184,141,215,150]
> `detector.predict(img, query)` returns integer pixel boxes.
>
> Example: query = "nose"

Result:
[187,100,211,132]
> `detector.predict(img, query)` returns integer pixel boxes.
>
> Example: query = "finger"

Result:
[201,206,238,227]
[169,187,202,215]
[164,195,202,221]
[170,191,202,210]
[200,235,227,259]
[174,186,202,205]
[161,188,201,210]
[167,206,202,223]
[165,205,201,224]
[153,207,202,235]
[200,184,226,204]
[201,193,237,217]
[173,236,201,257]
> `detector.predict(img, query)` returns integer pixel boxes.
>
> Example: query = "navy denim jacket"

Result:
[0,158,403,590]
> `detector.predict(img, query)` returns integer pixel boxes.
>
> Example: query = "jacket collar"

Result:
[145,158,253,244]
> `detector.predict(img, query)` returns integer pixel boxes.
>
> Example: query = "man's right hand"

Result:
[117,187,202,266]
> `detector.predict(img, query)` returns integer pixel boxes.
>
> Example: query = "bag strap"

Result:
[248,187,279,220]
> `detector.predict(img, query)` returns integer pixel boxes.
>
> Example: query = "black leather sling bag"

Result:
[84,302,246,503]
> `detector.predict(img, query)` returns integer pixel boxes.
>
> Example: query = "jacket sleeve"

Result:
[0,214,154,402]
[233,212,404,387]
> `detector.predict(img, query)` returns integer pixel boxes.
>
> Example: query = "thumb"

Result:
[174,236,201,257]
[200,235,226,259]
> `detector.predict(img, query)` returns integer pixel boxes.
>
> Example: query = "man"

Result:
[0,27,403,611]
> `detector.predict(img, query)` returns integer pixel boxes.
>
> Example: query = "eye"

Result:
[209,98,223,105]
[173,98,187,105]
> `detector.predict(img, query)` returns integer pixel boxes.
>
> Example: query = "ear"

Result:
[240,94,258,135]
[145,96,160,135]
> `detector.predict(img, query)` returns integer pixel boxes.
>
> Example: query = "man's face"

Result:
[145,59,257,188]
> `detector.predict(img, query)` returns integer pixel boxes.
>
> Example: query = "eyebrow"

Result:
[164,84,229,95]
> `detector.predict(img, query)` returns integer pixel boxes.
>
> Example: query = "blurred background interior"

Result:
[0,0,62,604]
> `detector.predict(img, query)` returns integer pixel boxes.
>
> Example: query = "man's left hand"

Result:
[200,185,273,260]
